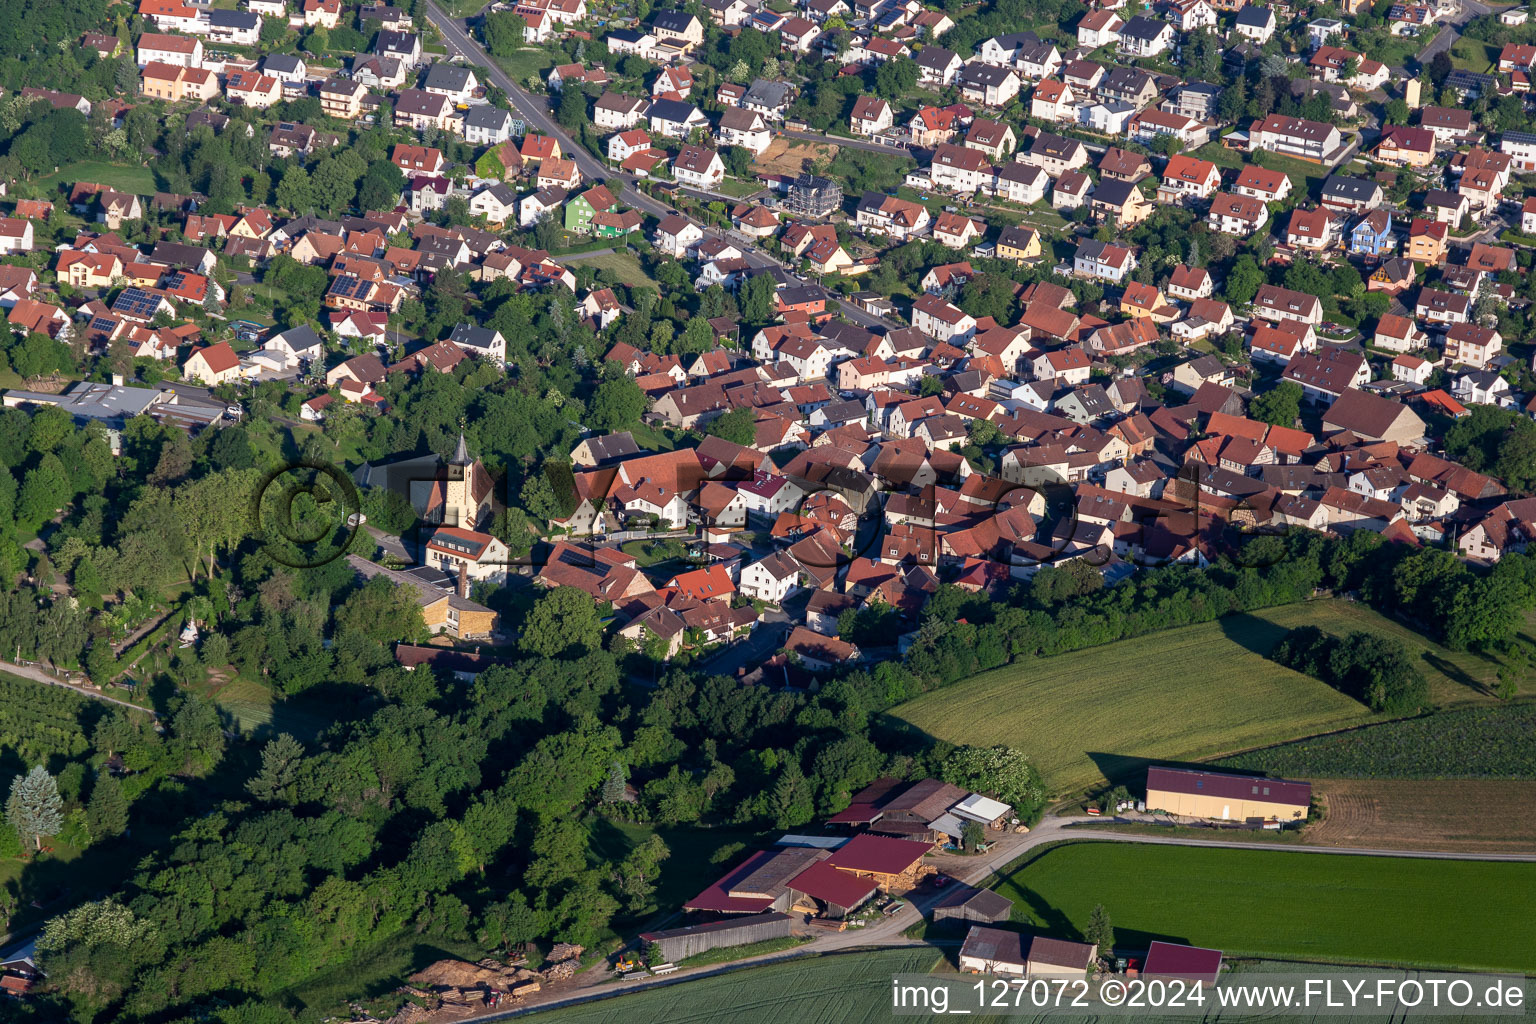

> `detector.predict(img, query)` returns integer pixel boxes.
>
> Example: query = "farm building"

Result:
[952,793,1014,829]
[1141,941,1224,985]
[683,843,883,920]
[821,833,936,893]
[639,913,793,962]
[1145,766,1311,822]
[959,926,1096,977]
[684,847,824,914]
[785,860,879,919]
[932,885,1014,925]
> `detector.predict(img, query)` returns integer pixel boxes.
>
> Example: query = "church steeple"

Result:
[450,431,470,466]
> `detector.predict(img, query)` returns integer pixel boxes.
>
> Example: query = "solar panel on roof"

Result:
[113,288,166,318]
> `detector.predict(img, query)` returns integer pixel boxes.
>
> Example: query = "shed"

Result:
[952,793,1013,827]
[932,885,1014,925]
[639,912,793,963]
[1142,941,1224,985]
[787,859,879,919]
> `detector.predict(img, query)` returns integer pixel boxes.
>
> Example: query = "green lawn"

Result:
[619,537,689,567]
[629,421,682,452]
[993,842,1536,972]
[494,48,557,85]
[573,250,658,288]
[29,161,160,197]
[534,948,945,1024]
[1450,35,1499,72]
[887,600,1509,794]
[714,178,764,199]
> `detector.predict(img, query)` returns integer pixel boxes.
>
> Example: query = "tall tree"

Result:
[86,774,129,840]
[247,733,305,804]
[6,765,63,851]
[1085,903,1114,955]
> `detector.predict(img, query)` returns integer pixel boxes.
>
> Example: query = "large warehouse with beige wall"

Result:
[1145,767,1311,822]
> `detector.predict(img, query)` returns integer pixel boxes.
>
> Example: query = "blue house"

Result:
[1350,210,1394,257]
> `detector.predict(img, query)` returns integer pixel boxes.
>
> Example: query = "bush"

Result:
[1270,627,1430,714]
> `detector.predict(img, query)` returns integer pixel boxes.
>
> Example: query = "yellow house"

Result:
[1091,180,1154,226]
[139,61,185,101]
[996,225,1041,263]
[653,10,704,50]
[1146,767,1310,822]
[1407,220,1447,264]
[57,251,122,289]
[1119,281,1171,321]
[182,342,243,385]
[122,263,163,289]
[345,555,499,639]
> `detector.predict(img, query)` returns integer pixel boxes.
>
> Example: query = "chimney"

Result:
[457,560,469,599]
[111,373,125,387]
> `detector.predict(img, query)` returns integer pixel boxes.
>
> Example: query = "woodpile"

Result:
[541,958,580,982]
[541,942,584,983]
[380,1004,430,1024]
[547,943,585,962]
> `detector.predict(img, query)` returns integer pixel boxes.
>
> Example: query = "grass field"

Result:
[1450,35,1499,72]
[494,48,556,85]
[993,842,1536,972]
[573,250,658,288]
[1306,779,1536,853]
[29,161,159,197]
[887,601,1513,794]
[533,948,945,1024]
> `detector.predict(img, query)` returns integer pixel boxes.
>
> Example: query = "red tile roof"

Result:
[824,833,932,876]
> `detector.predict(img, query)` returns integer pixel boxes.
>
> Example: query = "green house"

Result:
[592,209,643,238]
[564,184,618,234]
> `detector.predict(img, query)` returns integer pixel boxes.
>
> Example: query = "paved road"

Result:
[457,812,1536,1021]
[781,128,912,156]
[1056,825,1536,862]
[1413,0,1490,68]
[418,2,889,331]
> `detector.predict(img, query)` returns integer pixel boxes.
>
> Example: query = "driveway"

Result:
[700,620,790,679]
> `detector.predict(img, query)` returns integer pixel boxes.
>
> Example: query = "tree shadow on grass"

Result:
[1423,652,1493,698]
[1217,612,1290,658]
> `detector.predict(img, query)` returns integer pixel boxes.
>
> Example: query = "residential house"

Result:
[673,144,726,188]
[911,293,977,343]
[1156,154,1222,203]
[1089,179,1153,226]
[1443,323,1502,369]
[1078,9,1124,47]
[1073,239,1136,282]
[1119,15,1174,56]
[960,63,1021,108]
[1030,79,1076,122]
[1350,209,1395,257]
[1250,114,1342,162]
[850,96,894,137]
[718,107,772,154]
[1254,283,1323,325]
